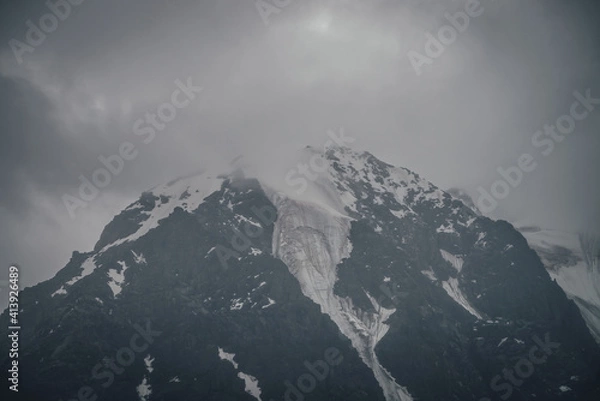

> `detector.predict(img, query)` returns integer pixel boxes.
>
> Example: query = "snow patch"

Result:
[441,278,482,319]
[235,214,262,228]
[131,250,147,264]
[436,222,456,234]
[230,298,245,310]
[421,267,437,282]
[440,250,464,273]
[217,347,262,400]
[107,261,128,297]
[238,372,262,401]
[136,377,151,401]
[52,287,67,297]
[250,247,263,256]
[261,298,276,309]
[476,232,486,243]
[390,209,407,219]
[52,257,98,297]
[218,347,239,369]
[144,355,155,373]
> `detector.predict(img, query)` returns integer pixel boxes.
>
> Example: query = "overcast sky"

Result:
[0,0,599,289]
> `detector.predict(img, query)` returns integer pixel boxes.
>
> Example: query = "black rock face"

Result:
[2,149,599,401]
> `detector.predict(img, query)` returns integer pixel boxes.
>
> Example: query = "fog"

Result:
[0,0,598,288]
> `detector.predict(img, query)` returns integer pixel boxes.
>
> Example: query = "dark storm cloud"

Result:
[0,0,598,289]
[0,75,85,213]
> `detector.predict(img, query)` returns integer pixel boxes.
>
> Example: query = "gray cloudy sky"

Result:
[0,0,599,289]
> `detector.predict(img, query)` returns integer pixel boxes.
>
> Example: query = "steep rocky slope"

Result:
[518,226,600,343]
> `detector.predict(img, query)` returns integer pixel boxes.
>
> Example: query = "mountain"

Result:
[2,146,600,401]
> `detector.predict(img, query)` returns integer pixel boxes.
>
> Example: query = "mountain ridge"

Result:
[2,146,599,401]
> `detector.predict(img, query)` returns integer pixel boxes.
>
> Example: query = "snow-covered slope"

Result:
[103,172,224,251]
